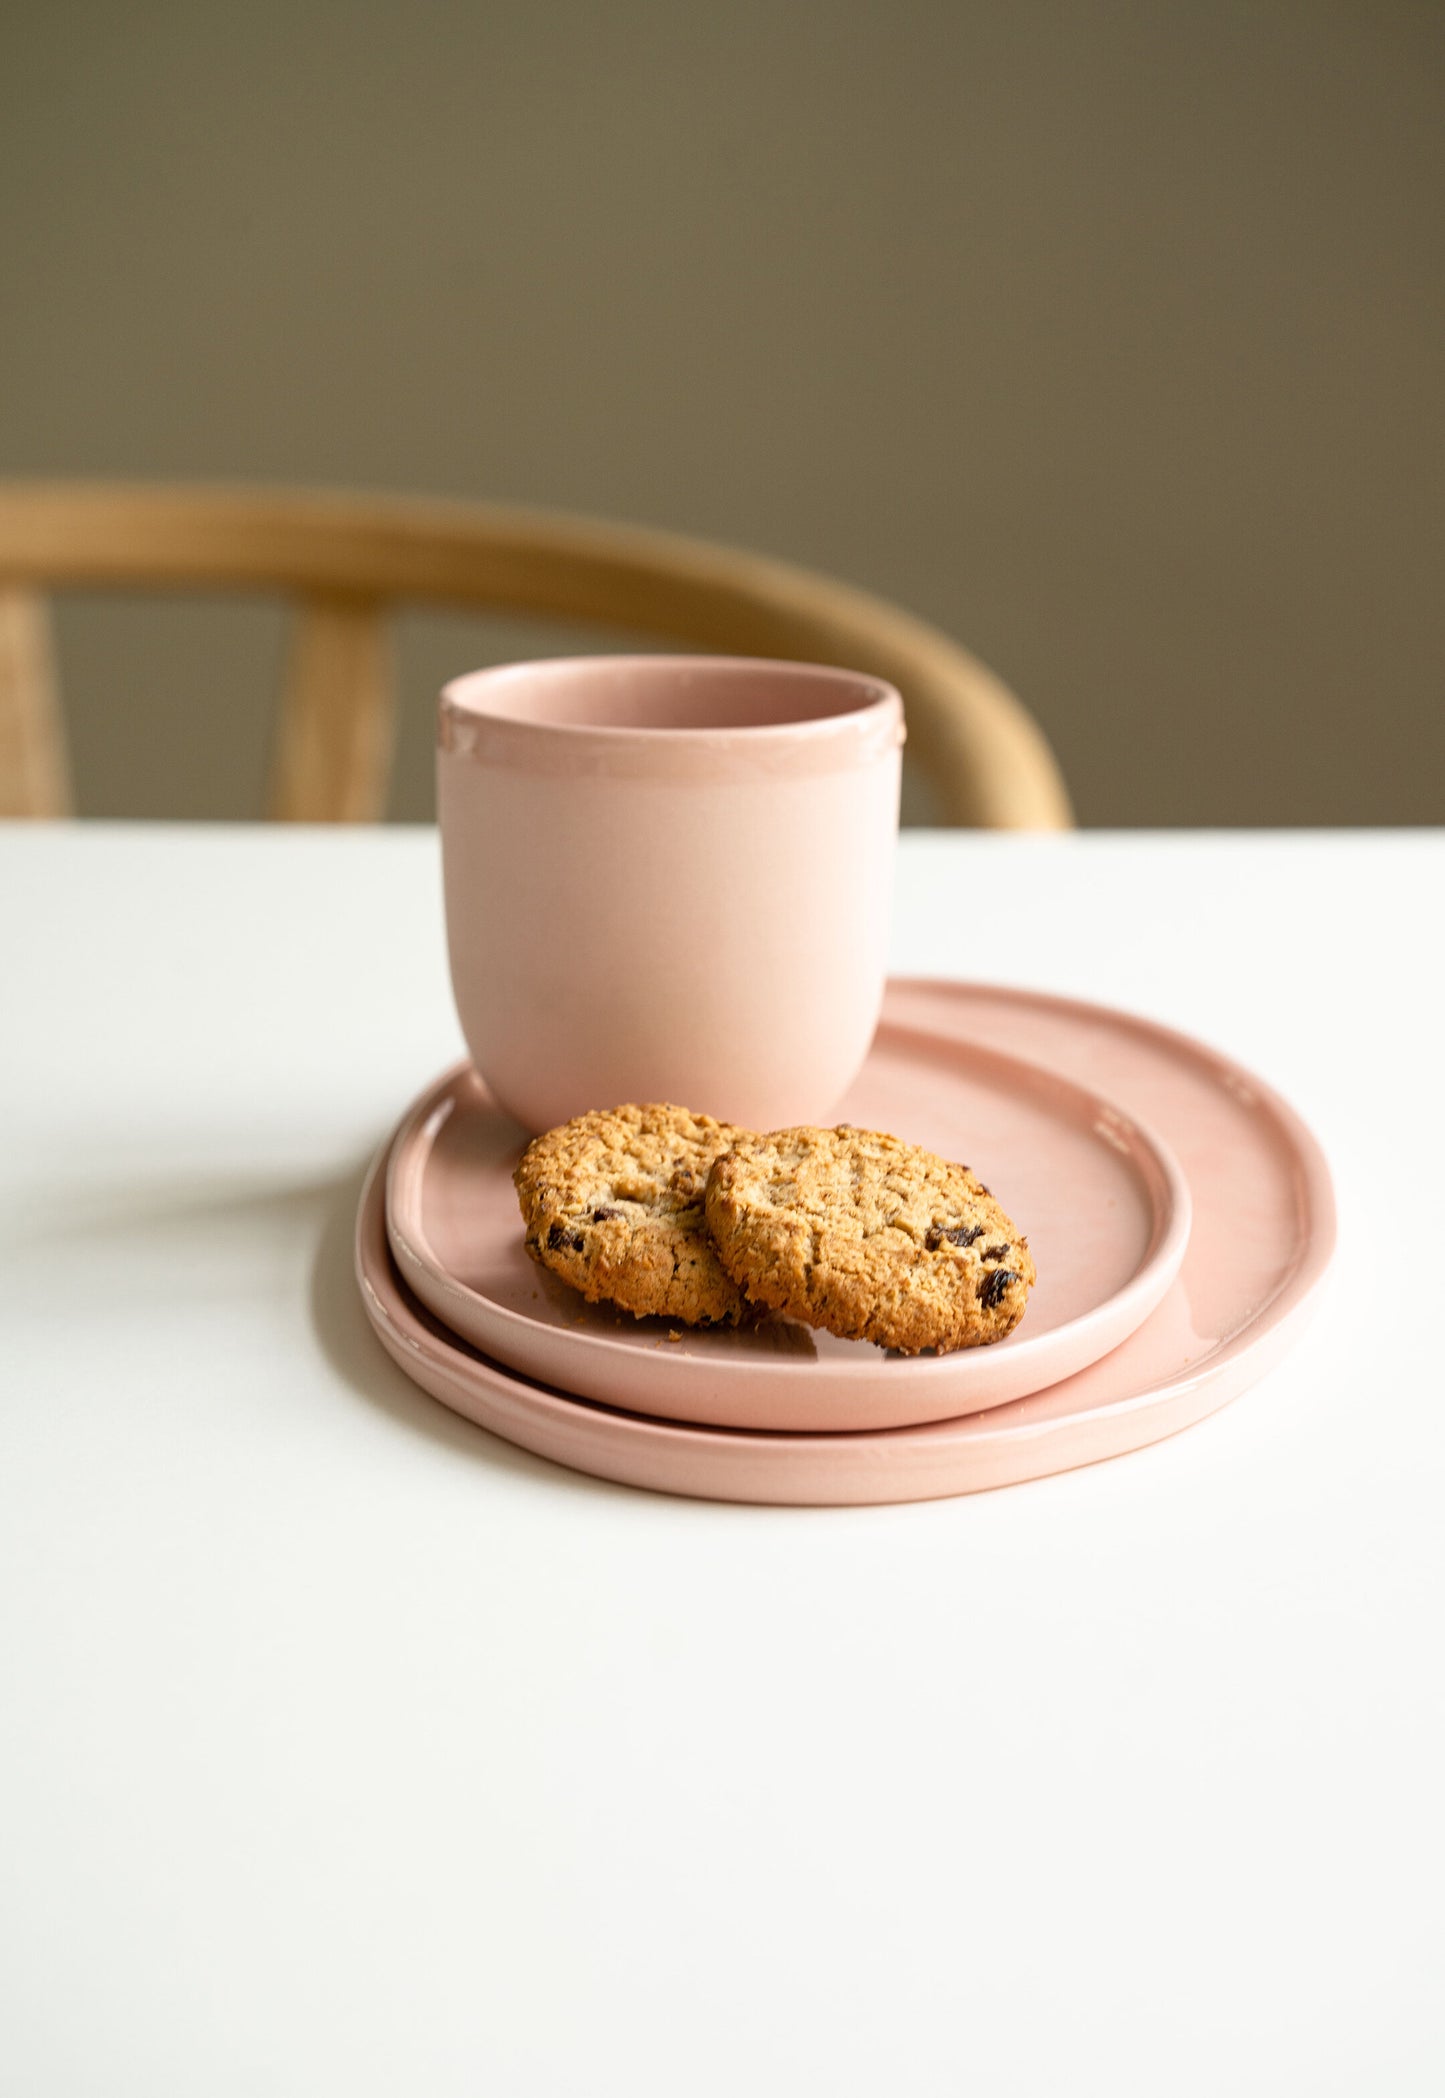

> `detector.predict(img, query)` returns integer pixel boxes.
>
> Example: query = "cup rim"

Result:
[439,654,903,751]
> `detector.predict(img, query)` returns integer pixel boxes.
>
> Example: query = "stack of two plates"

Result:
[356,979,1335,1506]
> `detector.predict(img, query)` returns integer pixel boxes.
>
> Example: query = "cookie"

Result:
[514,1103,753,1325]
[704,1125,1035,1353]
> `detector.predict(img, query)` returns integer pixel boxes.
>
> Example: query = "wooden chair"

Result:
[0,482,1072,828]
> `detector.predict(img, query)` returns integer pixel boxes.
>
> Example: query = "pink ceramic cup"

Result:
[437,655,904,1135]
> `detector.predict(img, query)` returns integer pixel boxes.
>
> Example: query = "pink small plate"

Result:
[355,980,1336,1507]
[385,1027,1193,1433]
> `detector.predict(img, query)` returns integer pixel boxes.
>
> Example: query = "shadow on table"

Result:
[12,1145,868,1518]
[310,1153,635,1500]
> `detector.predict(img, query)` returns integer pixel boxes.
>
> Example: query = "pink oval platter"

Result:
[356,979,1336,1506]
[384,1026,1193,1433]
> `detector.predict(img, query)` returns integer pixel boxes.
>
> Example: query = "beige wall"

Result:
[3,0,1441,825]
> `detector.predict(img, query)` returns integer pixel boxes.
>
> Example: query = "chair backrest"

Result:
[0,482,1072,827]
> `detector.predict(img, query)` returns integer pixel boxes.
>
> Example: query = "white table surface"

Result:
[1,823,1442,2095]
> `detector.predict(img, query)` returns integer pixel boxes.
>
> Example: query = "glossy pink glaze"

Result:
[355,979,1337,1505]
[437,657,903,1134]
[384,1024,1192,1432]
